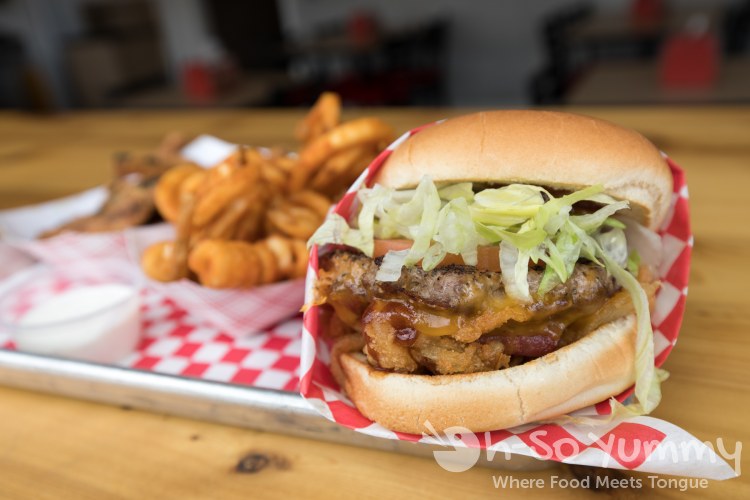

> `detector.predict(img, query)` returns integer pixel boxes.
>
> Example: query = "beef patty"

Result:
[316,249,622,375]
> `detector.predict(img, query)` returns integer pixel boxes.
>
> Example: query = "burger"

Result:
[307,110,672,434]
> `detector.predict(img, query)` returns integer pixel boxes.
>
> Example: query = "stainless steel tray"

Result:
[0,349,550,470]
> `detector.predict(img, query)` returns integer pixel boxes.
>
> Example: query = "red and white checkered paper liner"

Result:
[9,227,304,335]
[0,230,304,392]
[300,123,735,479]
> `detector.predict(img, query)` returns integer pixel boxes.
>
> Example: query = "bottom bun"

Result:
[337,315,637,434]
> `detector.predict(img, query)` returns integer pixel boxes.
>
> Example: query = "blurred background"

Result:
[0,0,748,111]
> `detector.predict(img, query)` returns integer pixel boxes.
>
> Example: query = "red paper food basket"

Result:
[298,121,732,478]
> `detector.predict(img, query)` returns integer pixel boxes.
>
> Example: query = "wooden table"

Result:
[0,107,748,498]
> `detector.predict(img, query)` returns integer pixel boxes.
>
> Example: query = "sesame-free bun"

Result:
[375,111,673,230]
[336,315,637,434]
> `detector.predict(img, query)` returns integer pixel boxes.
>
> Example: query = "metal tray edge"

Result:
[0,349,549,470]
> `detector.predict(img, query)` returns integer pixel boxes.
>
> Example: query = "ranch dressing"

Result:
[15,284,141,363]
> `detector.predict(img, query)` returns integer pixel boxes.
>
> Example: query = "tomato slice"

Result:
[372,239,412,256]
[372,239,500,272]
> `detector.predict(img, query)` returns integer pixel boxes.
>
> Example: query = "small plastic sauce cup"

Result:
[0,266,142,363]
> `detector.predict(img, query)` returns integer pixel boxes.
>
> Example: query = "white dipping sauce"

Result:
[15,284,141,363]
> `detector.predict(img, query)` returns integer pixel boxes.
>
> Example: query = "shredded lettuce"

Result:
[356,185,391,255]
[500,240,532,302]
[475,222,547,250]
[624,217,662,269]
[433,197,480,267]
[538,265,562,296]
[438,182,474,202]
[599,245,661,415]
[307,213,369,253]
[471,185,546,227]
[547,368,670,426]
[376,249,409,281]
[371,177,482,277]
[571,200,629,233]
[402,177,442,268]
[543,228,662,425]
[603,217,626,229]
[627,250,641,276]
[471,184,630,303]
[533,185,602,231]
[595,227,628,268]
[311,179,631,291]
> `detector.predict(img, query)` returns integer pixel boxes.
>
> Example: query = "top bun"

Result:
[374,111,673,230]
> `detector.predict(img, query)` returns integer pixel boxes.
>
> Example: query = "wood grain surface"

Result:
[0,107,748,499]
